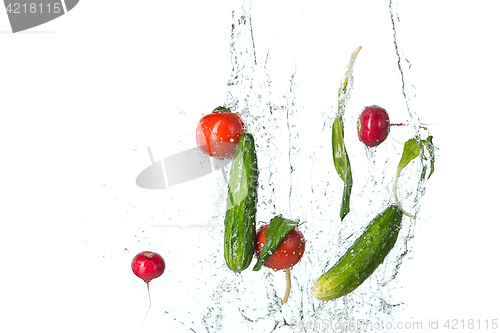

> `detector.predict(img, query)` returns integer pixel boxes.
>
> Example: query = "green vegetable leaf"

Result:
[337,46,362,115]
[331,46,360,221]
[332,117,353,220]
[393,136,437,218]
[252,215,300,271]
[396,137,421,173]
[422,136,436,179]
[393,137,421,219]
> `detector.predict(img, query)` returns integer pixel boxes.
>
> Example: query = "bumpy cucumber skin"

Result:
[224,133,258,273]
[312,205,403,301]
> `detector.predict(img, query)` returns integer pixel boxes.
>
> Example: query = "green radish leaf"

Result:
[332,117,353,220]
[330,46,361,221]
[252,215,300,271]
[337,46,362,117]
[396,137,421,173]
[420,165,428,182]
[422,136,436,179]
[394,135,437,218]
[393,137,421,219]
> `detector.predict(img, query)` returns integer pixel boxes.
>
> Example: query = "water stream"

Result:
[159,0,434,331]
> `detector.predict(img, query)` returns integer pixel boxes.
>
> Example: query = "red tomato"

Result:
[255,225,306,271]
[196,106,246,159]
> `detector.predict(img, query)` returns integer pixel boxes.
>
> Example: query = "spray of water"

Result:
[195,0,435,332]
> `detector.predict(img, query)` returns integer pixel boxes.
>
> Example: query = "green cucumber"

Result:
[311,205,403,301]
[224,133,259,273]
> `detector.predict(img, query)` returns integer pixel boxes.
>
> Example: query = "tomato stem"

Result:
[282,268,291,304]
[213,106,231,113]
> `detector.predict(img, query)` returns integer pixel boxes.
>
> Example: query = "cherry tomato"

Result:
[196,106,246,159]
[357,105,391,148]
[255,225,306,271]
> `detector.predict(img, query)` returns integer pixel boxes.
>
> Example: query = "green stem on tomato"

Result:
[213,106,231,113]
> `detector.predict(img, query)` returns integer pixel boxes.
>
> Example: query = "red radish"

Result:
[357,105,391,147]
[255,225,306,303]
[132,251,165,305]
[132,251,166,283]
[132,251,165,330]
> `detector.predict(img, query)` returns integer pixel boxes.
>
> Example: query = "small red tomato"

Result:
[357,105,391,148]
[131,251,166,284]
[196,106,246,159]
[255,225,306,271]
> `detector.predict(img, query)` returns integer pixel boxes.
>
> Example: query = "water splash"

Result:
[190,0,435,332]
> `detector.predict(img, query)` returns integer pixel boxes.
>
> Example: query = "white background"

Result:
[1,1,499,332]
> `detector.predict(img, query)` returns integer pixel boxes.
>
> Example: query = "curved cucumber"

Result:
[312,205,403,301]
[224,133,258,273]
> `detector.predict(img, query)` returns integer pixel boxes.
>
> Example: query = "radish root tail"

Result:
[140,283,152,332]
[282,268,291,304]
